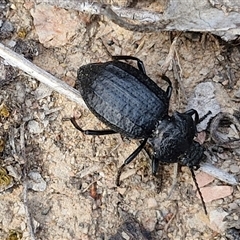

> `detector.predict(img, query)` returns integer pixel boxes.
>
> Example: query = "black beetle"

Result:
[70,56,207,213]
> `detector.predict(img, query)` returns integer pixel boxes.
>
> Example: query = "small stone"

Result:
[199,67,209,75]
[209,209,228,232]
[229,202,238,210]
[28,171,47,191]
[197,185,233,202]
[6,165,21,181]
[1,20,14,33]
[195,171,215,188]
[139,209,157,232]
[18,204,26,215]
[233,215,239,221]
[122,232,130,240]
[119,168,136,182]
[34,83,53,100]
[6,40,16,48]
[33,218,40,232]
[10,3,16,10]
[141,216,157,232]
[117,187,127,195]
[27,120,43,134]
[229,164,240,173]
[21,222,26,231]
[16,82,26,103]
[146,198,158,209]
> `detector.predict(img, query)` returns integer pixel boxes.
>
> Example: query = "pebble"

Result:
[0,63,5,81]
[229,164,240,173]
[34,82,53,100]
[16,82,26,103]
[122,232,130,240]
[21,221,26,231]
[195,171,215,188]
[146,197,158,209]
[233,215,239,221]
[209,209,228,232]
[229,202,238,210]
[6,39,16,48]
[18,203,26,215]
[197,185,233,202]
[187,214,207,232]
[117,187,127,195]
[28,171,47,191]
[27,120,43,134]
[1,20,14,33]
[6,165,21,181]
[199,67,209,76]
[119,168,136,182]
[141,215,157,232]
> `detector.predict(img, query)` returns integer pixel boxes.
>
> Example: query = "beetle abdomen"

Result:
[76,61,169,138]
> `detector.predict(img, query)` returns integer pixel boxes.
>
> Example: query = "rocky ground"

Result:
[0,0,240,239]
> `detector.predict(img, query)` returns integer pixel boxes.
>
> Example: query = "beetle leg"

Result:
[152,155,160,176]
[161,75,172,86]
[116,138,148,186]
[184,109,200,123]
[70,117,116,135]
[161,75,172,99]
[185,109,212,124]
[166,86,172,99]
[198,110,212,123]
[112,55,146,74]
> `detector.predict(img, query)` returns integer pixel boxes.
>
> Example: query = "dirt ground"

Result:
[0,0,240,240]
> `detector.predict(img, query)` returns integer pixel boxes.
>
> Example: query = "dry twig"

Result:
[163,202,178,232]
[21,123,36,240]
[0,43,87,108]
[200,162,238,185]
[35,0,163,23]
[34,0,240,40]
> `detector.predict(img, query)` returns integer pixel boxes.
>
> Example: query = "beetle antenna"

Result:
[190,168,207,215]
[116,165,125,186]
[198,110,212,123]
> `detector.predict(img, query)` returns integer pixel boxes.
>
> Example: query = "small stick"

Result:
[163,202,178,232]
[99,4,170,33]
[0,43,87,108]
[173,47,187,102]
[160,35,180,75]
[20,123,36,240]
[34,0,162,23]
[200,162,238,185]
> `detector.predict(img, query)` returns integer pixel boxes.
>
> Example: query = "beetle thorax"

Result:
[149,112,197,163]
